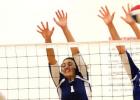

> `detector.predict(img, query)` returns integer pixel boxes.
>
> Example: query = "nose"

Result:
[64,64,69,69]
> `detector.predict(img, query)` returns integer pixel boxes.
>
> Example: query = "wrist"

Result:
[107,22,114,27]
[129,21,136,27]
[45,39,52,43]
[61,25,68,30]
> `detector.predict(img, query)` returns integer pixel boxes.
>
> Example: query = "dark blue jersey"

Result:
[126,51,140,100]
[57,73,91,100]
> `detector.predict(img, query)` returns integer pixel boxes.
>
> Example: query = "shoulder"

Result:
[75,75,89,83]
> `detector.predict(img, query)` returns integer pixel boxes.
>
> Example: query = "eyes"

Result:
[61,62,73,68]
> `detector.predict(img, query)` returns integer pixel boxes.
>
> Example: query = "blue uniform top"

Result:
[57,72,91,100]
[126,51,140,100]
[49,53,92,100]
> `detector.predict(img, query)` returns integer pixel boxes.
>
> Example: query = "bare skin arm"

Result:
[54,10,79,56]
[98,6,126,54]
[121,4,140,39]
[37,22,56,65]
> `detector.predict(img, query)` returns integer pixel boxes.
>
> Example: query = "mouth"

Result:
[65,69,71,73]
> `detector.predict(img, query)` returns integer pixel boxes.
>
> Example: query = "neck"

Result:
[66,75,76,82]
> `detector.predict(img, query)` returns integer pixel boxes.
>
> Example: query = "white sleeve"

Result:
[50,63,60,87]
[73,53,88,79]
[119,52,132,79]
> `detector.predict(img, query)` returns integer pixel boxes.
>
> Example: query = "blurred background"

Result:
[0,0,139,44]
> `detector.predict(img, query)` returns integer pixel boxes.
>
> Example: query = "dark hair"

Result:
[131,15,137,22]
[63,57,83,77]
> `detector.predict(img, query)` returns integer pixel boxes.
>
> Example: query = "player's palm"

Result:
[121,4,135,25]
[103,14,114,25]
[54,10,67,28]
[55,18,67,28]
[98,6,115,25]
[42,28,54,41]
[37,22,54,42]
[121,14,135,25]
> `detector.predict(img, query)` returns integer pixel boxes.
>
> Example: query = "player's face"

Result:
[136,14,140,23]
[61,59,76,79]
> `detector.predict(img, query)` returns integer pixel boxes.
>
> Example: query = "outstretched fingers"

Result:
[127,3,131,13]
[122,6,127,15]
[55,10,67,19]
[50,27,54,35]
[55,10,62,20]
[122,4,131,15]
[37,22,47,38]
[98,6,110,18]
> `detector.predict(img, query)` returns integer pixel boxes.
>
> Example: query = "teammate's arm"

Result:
[98,6,126,54]
[98,6,132,79]
[121,4,140,39]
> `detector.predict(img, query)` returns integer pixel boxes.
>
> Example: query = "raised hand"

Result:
[37,22,54,43]
[54,10,67,28]
[121,4,136,25]
[98,6,115,25]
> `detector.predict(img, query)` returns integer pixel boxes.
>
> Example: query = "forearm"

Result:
[45,40,57,64]
[61,26,79,55]
[107,22,126,54]
[46,48,57,65]
[107,22,121,40]
[129,22,140,39]
[61,25,75,42]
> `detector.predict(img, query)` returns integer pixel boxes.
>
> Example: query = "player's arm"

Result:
[98,6,126,54]
[98,6,133,79]
[37,22,60,86]
[54,10,79,55]
[54,10,88,79]
[37,22,56,64]
[120,4,140,78]
[121,4,140,39]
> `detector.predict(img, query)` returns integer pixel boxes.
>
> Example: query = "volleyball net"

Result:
[0,40,139,100]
